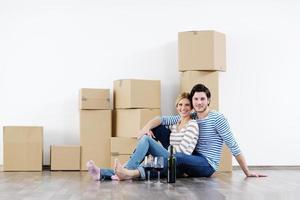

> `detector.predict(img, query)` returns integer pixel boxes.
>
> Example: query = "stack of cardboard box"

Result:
[178,30,232,172]
[3,126,43,171]
[79,88,112,170]
[111,79,161,166]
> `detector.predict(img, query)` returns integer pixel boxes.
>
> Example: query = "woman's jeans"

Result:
[100,125,214,180]
[100,125,170,180]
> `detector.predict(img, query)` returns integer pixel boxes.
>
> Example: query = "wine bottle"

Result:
[167,145,176,183]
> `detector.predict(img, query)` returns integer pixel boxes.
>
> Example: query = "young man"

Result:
[158,84,266,177]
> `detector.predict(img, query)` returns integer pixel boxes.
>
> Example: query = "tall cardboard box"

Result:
[80,110,112,170]
[110,137,137,166]
[218,144,232,172]
[3,126,43,171]
[114,109,160,137]
[50,145,81,171]
[180,71,232,172]
[180,71,219,111]
[114,79,161,109]
[80,88,110,109]
[178,30,226,71]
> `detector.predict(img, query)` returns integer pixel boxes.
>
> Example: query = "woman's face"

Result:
[176,98,192,118]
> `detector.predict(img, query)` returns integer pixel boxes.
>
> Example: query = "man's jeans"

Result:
[153,125,215,178]
[175,152,215,177]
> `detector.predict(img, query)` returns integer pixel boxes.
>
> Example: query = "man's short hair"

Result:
[190,84,211,103]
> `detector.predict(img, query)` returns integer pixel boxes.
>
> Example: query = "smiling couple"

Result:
[87,83,267,181]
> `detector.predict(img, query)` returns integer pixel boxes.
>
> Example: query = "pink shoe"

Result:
[86,160,101,181]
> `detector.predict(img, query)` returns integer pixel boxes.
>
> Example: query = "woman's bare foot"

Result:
[115,160,140,181]
[86,160,101,181]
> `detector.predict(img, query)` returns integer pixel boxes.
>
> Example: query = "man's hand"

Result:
[246,171,267,177]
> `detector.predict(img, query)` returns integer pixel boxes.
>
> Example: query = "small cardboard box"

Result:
[114,109,160,137]
[178,30,226,71]
[110,137,138,167]
[3,126,43,171]
[50,145,81,171]
[80,110,112,170]
[180,71,219,111]
[111,137,138,155]
[111,155,131,167]
[80,88,110,110]
[113,79,161,109]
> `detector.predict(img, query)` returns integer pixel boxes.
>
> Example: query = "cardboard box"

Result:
[111,155,131,167]
[180,71,219,111]
[110,137,138,167]
[114,79,161,109]
[178,30,226,71]
[111,137,137,155]
[50,145,81,171]
[3,126,43,171]
[114,109,160,137]
[80,110,112,170]
[218,145,232,172]
[80,88,110,110]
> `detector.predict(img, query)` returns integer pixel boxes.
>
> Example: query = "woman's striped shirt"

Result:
[169,119,199,155]
[161,111,241,170]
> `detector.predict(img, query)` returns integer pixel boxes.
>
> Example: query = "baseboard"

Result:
[233,165,300,170]
[0,165,51,171]
[1,165,300,172]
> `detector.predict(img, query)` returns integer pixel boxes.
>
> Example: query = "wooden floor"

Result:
[0,169,299,200]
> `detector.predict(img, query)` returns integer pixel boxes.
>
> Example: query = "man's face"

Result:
[192,92,210,113]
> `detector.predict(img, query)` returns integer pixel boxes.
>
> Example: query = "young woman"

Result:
[87,92,199,181]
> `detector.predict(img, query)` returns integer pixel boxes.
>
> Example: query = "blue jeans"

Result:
[100,125,215,179]
[99,135,169,180]
[151,125,170,149]
[175,152,215,177]
[152,125,215,178]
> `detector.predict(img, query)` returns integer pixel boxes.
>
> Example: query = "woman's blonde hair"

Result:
[175,92,192,108]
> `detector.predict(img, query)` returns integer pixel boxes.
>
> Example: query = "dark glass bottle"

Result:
[167,145,176,183]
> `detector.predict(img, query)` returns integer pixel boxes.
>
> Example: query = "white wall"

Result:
[1,0,300,166]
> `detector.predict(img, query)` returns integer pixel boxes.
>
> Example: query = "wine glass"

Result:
[154,156,164,185]
[143,155,153,184]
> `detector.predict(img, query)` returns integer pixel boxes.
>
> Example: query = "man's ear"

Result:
[208,98,211,106]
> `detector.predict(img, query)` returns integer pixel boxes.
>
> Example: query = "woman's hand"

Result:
[137,129,155,139]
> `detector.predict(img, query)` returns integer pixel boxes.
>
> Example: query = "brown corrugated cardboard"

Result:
[178,30,226,71]
[50,145,80,171]
[111,137,137,155]
[80,110,112,170]
[80,88,110,110]
[218,145,232,172]
[3,126,43,171]
[113,79,161,109]
[180,71,219,111]
[114,109,160,137]
[111,155,132,167]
